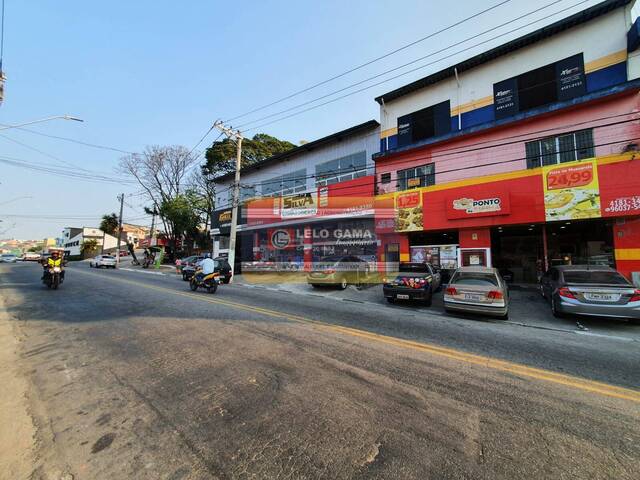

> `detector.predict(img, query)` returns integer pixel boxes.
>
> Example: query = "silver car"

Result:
[444,266,509,319]
[0,253,18,263]
[540,265,640,320]
[90,254,117,269]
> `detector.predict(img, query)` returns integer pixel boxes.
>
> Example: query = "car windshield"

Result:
[102,255,115,259]
[398,263,429,273]
[563,270,629,285]
[451,272,498,286]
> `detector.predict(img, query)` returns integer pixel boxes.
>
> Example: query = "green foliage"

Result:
[81,238,99,255]
[204,133,296,176]
[28,245,43,252]
[100,213,119,236]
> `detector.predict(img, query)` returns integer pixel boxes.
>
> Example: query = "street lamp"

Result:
[0,115,84,131]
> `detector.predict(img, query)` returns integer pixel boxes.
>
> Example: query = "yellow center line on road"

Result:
[75,268,640,404]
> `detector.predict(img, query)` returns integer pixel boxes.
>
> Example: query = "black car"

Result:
[182,257,232,284]
[383,262,442,306]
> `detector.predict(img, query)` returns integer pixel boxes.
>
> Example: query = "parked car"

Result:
[444,266,509,319]
[383,262,441,306]
[182,257,232,284]
[176,255,204,273]
[540,265,640,320]
[89,255,117,268]
[307,255,370,289]
[22,252,42,262]
[0,253,18,263]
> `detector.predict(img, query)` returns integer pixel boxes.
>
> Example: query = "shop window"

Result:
[315,151,367,186]
[397,163,435,190]
[261,169,307,196]
[397,100,451,148]
[525,129,594,168]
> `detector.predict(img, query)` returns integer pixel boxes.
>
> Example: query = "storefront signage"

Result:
[395,191,423,232]
[603,195,640,215]
[319,186,329,207]
[211,208,233,235]
[543,160,601,221]
[293,227,376,246]
[493,77,519,120]
[446,194,510,219]
[270,229,292,249]
[555,54,586,101]
[281,192,317,218]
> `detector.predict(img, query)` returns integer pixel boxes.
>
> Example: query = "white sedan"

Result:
[90,255,117,269]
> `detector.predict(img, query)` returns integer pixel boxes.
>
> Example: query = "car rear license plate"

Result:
[464,293,482,301]
[397,294,410,300]
[585,293,618,302]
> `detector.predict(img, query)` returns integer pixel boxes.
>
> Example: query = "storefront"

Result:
[242,176,377,270]
[376,153,640,284]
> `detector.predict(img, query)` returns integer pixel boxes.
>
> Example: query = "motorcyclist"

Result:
[196,254,216,283]
[42,250,65,281]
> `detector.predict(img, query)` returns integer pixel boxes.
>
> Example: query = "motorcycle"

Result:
[189,270,220,294]
[43,266,64,289]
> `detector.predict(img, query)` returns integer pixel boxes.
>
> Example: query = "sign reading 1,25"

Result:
[546,164,593,190]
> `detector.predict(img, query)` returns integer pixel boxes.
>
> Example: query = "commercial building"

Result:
[61,227,118,258]
[373,0,640,283]
[213,121,379,270]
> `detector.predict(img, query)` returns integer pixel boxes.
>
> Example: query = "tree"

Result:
[203,133,295,176]
[119,145,199,257]
[100,213,119,236]
[81,239,99,256]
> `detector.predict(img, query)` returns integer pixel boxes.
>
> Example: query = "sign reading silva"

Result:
[542,160,601,221]
[446,193,510,219]
[281,192,317,218]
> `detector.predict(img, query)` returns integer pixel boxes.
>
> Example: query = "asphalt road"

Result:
[1,261,639,479]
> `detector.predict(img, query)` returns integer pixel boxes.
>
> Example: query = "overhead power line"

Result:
[224,0,514,123]
[238,0,587,133]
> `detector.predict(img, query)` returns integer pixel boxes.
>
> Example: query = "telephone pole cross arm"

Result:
[213,121,243,283]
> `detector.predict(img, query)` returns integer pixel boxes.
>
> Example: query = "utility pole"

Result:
[116,193,124,267]
[213,120,243,283]
[149,205,157,247]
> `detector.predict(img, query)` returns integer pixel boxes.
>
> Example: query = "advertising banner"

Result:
[493,77,519,120]
[446,193,510,219]
[281,192,317,218]
[555,53,586,101]
[211,208,233,235]
[395,191,423,232]
[542,159,601,221]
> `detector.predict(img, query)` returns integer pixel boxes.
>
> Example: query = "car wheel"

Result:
[386,297,395,304]
[551,297,564,318]
[540,284,546,299]
[183,273,188,281]
[223,277,231,284]
[339,277,348,290]
[423,289,433,307]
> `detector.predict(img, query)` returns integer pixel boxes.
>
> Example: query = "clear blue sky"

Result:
[0,0,616,239]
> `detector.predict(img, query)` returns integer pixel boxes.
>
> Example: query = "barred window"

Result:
[525,129,594,169]
[397,163,435,191]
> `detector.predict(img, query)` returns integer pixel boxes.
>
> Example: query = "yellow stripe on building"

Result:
[450,95,494,116]
[380,127,398,139]
[614,248,640,261]
[585,50,627,73]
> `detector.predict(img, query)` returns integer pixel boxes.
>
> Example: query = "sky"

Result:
[0,0,629,239]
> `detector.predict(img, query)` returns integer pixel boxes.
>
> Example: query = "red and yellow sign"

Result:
[395,191,423,232]
[542,160,601,221]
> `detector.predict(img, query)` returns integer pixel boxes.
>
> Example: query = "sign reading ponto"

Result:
[446,193,510,219]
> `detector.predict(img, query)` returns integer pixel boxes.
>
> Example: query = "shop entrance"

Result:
[491,224,544,284]
[546,219,614,268]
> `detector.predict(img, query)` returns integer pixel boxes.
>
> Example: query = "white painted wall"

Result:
[214,126,379,208]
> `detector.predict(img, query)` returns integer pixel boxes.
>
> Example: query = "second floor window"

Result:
[397,163,435,191]
[315,151,367,186]
[525,129,594,169]
[261,169,307,197]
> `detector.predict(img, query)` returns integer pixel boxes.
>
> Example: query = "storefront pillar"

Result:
[613,217,640,284]
[458,228,492,267]
[303,225,313,272]
[252,232,261,261]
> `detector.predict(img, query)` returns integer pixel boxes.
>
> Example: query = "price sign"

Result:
[546,163,593,191]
